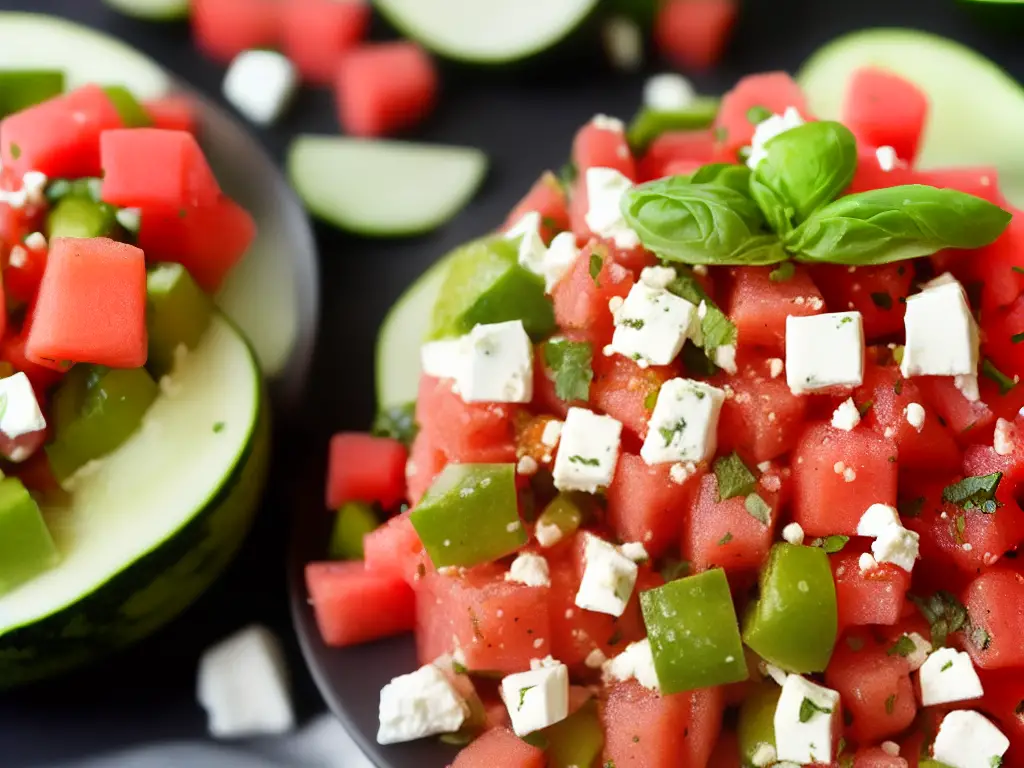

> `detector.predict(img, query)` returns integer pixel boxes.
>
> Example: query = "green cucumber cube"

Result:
[0,70,64,118]
[0,477,59,595]
[146,263,214,379]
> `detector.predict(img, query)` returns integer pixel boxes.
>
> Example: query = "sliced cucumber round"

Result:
[797,28,1024,207]
[287,136,487,237]
[0,315,268,686]
[0,12,170,99]
[104,0,190,21]
[374,0,601,64]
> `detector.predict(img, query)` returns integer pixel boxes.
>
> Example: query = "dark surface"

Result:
[1,0,1024,766]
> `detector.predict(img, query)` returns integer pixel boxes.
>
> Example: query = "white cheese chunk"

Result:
[0,371,46,443]
[197,624,295,739]
[640,377,725,464]
[505,553,551,588]
[932,710,1009,768]
[575,533,638,617]
[619,541,649,563]
[831,397,861,431]
[713,343,738,374]
[773,674,841,764]
[584,167,640,249]
[786,311,865,394]
[500,662,570,736]
[222,50,298,126]
[751,743,778,768]
[639,265,678,290]
[901,631,932,672]
[919,647,984,706]
[875,145,898,172]
[420,338,465,380]
[602,15,644,72]
[994,417,1016,456]
[643,73,697,112]
[747,107,805,169]
[455,320,533,404]
[602,638,660,691]
[871,523,920,572]
[378,663,468,745]
[782,522,805,546]
[552,407,622,493]
[590,114,625,133]
[857,504,901,537]
[22,231,46,251]
[534,520,564,548]
[507,210,547,275]
[954,373,981,402]
[902,278,979,378]
[542,232,579,293]
[610,281,696,367]
[904,402,926,432]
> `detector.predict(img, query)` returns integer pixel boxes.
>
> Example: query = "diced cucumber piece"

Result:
[287,136,488,237]
[47,367,160,484]
[798,28,1024,206]
[103,0,190,21]
[46,177,103,204]
[328,502,379,561]
[542,699,604,767]
[627,97,721,153]
[146,263,214,379]
[375,0,601,64]
[429,237,555,341]
[0,70,64,117]
[46,196,119,240]
[737,684,780,767]
[103,85,152,127]
[0,478,59,596]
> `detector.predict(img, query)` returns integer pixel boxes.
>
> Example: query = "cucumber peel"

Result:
[104,0,190,21]
[287,136,488,237]
[798,28,1024,207]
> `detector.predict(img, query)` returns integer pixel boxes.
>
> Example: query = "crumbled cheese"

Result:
[902,277,979,378]
[516,455,539,476]
[0,371,46,443]
[713,343,738,375]
[455,321,534,404]
[552,408,622,493]
[994,417,1016,456]
[643,73,697,112]
[602,639,659,691]
[584,648,607,669]
[639,265,678,290]
[500,662,570,737]
[641,378,725,464]
[222,49,298,126]
[919,647,984,706]
[767,358,784,379]
[420,338,465,381]
[505,553,551,588]
[871,524,920,572]
[22,231,46,251]
[773,674,840,764]
[786,312,865,394]
[619,541,649,563]
[858,552,878,572]
[541,420,563,448]
[857,504,902,537]
[954,373,981,402]
[584,167,640,249]
[831,398,861,431]
[669,461,698,485]
[932,710,1009,768]
[875,145,898,171]
[903,631,933,672]
[904,402,926,432]
[575,533,638,617]
[534,520,564,549]
[747,107,805,169]
[610,282,697,366]
[602,15,644,72]
[590,114,625,133]
[880,741,900,757]
[751,744,777,768]
[781,522,805,546]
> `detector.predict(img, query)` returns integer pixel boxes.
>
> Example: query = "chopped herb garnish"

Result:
[644,388,660,411]
[1014,266,1024,275]
[1015,700,1024,716]
[666,272,737,355]
[884,693,896,715]
[660,558,690,581]
[769,261,796,282]
[870,292,894,310]
[941,660,953,672]
[681,341,719,376]
[955,513,966,542]
[810,534,849,554]
[1013,332,1024,344]
[452,659,468,675]
[544,339,594,402]
[991,757,1004,768]
[893,377,903,395]
[659,418,687,447]
[857,399,874,417]
[212,421,225,433]
[982,358,1018,395]
[620,317,645,330]
[887,634,916,658]
[744,493,771,525]
[9,143,20,159]
[971,625,992,651]
[439,731,474,746]
[799,697,833,723]
[569,455,600,466]
[717,532,734,546]
[558,160,578,188]
[517,685,535,709]
[942,472,1002,514]
[911,590,968,647]
[607,629,623,647]
[178,207,188,219]
[746,105,773,124]
[713,126,728,143]
[713,452,757,501]
[898,496,924,519]
[589,253,603,285]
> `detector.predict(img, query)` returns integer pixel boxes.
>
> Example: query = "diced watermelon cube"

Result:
[590,354,679,441]
[714,72,808,163]
[636,130,716,182]
[964,568,1024,670]
[915,375,995,437]
[569,119,636,242]
[728,265,825,350]
[26,237,147,369]
[853,746,909,768]
[191,0,280,63]
[305,561,415,647]
[414,375,517,465]
[654,0,738,71]
[809,262,912,341]
[843,67,929,164]
[552,243,635,345]
[143,96,198,135]
[451,727,545,768]
[1,85,123,178]
[364,512,428,586]
[335,42,438,137]
[405,429,448,506]
[282,0,369,84]
[504,171,570,244]
[831,543,910,631]
[0,332,62,393]
[326,432,407,510]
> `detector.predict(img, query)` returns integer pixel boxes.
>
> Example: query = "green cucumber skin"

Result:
[0,396,269,688]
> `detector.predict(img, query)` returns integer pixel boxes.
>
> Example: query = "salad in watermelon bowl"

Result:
[299,39,1024,768]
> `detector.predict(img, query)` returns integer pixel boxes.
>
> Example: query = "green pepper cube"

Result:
[46,195,119,240]
[429,237,555,341]
[542,699,604,768]
[640,568,748,694]
[626,97,721,153]
[0,70,64,118]
[410,463,526,568]
[0,477,59,595]
[102,85,153,128]
[146,263,214,379]
[535,491,588,545]
[742,543,838,674]
[737,683,780,767]
[47,366,159,483]
[329,501,379,560]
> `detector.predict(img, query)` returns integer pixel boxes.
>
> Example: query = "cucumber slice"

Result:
[0,12,170,99]
[287,136,487,237]
[0,315,268,686]
[104,0,190,21]
[374,0,601,64]
[375,251,457,408]
[797,29,1024,207]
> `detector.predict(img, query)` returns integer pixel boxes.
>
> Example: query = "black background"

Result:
[0,0,1022,764]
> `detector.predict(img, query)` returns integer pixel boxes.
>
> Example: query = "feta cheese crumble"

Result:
[0,371,46,444]
[871,523,920,572]
[902,631,933,671]
[643,73,697,112]
[542,232,580,292]
[831,397,861,431]
[994,417,1016,456]
[619,541,649,563]
[505,553,551,588]
[507,210,547,274]
[773,674,840,764]
[904,402,926,432]
[857,504,901,538]
[602,638,660,691]
[500,661,570,736]
[455,321,533,404]
[639,265,678,290]
[919,647,984,706]
[782,522,805,546]
[602,15,644,72]
[641,378,725,464]
[420,338,464,381]
[785,312,865,394]
[575,533,638,617]
[610,282,697,366]
[932,710,1009,768]
[954,373,981,402]
[378,663,468,744]
[747,107,805,169]
[552,407,622,493]
[22,231,46,251]
[902,277,979,378]
[223,49,298,126]
[584,167,641,249]
[875,145,898,172]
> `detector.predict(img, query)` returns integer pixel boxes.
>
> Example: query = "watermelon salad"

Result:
[306,66,1024,768]
[0,77,268,685]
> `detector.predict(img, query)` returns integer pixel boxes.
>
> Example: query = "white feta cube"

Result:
[871,523,920,572]
[639,265,678,290]
[643,73,697,112]
[534,520,564,548]
[455,321,533,404]
[857,504,901,537]
[420,338,465,380]
[611,283,696,366]
[590,114,625,133]
[859,552,878,572]
[22,231,46,251]
[904,402,926,432]
[223,50,298,126]
[786,312,865,394]
[507,211,547,276]
[932,710,1009,768]
[197,624,295,739]
[602,15,644,72]
[0,371,46,445]
[876,145,898,172]
[584,167,641,249]
[505,553,551,588]
[619,541,649,563]
[378,663,468,745]
[541,419,562,449]
[500,662,570,736]
[713,343,738,375]
[641,378,725,464]
[902,278,979,378]
[747,107,805,169]
[901,631,932,672]
[919,647,984,706]
[575,533,638,617]
[831,397,861,431]
[552,407,622,493]
[602,638,660,691]
[542,232,579,293]
[773,674,841,764]
[782,522,805,546]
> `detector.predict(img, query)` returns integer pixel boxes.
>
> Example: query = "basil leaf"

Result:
[942,472,1002,514]
[982,358,1017,396]
[787,185,1013,266]
[543,339,594,402]
[744,493,771,525]
[664,270,737,353]
[752,121,858,227]
[690,163,752,196]
[911,590,968,647]
[770,261,796,282]
[713,452,757,501]
[372,402,419,448]
[810,534,849,554]
[621,181,774,265]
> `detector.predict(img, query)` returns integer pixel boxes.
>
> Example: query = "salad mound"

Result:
[308,67,1024,768]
